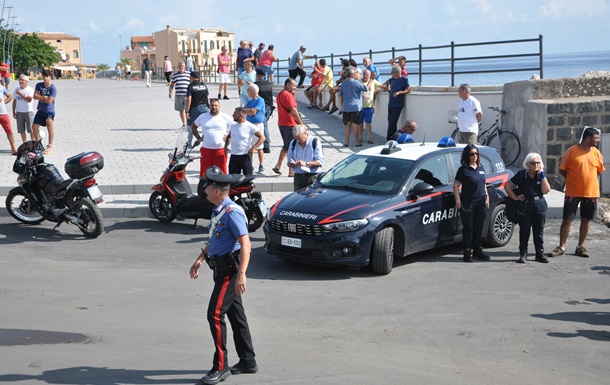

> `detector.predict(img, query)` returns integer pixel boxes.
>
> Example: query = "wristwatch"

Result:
[305,161,309,167]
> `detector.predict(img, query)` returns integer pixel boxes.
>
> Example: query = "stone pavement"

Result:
[0,78,566,218]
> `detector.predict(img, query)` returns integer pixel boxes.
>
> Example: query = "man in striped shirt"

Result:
[169,61,191,127]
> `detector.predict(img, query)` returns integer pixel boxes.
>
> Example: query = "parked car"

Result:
[264,138,514,274]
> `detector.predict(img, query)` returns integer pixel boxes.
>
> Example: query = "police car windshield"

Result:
[318,155,415,195]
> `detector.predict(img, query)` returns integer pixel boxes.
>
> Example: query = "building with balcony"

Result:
[120,35,156,72]
[35,32,95,78]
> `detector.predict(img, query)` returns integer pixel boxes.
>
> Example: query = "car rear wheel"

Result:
[370,227,394,275]
[484,203,513,247]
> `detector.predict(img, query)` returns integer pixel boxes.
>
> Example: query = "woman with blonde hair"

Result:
[504,152,551,263]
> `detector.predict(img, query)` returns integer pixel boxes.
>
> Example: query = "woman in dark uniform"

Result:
[504,152,551,263]
[453,144,491,262]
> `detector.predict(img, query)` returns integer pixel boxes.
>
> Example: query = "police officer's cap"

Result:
[203,166,240,188]
[190,71,200,79]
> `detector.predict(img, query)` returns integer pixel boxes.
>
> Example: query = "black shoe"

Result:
[263,147,271,154]
[223,95,229,100]
[463,249,473,262]
[218,93,222,99]
[297,85,304,89]
[535,249,549,263]
[201,368,230,385]
[473,248,490,261]
[516,252,527,264]
[230,361,258,375]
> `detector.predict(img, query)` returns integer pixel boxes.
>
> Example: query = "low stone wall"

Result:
[502,76,610,188]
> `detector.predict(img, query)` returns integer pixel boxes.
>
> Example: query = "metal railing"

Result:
[270,35,543,87]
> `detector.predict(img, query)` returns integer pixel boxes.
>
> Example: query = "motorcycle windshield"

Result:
[16,141,42,157]
[174,127,191,157]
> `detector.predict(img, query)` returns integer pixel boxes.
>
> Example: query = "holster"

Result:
[212,250,240,277]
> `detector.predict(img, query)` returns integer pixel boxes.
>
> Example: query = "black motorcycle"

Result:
[148,129,266,232]
[6,135,105,238]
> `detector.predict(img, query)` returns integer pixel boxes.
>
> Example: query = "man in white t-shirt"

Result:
[457,83,482,144]
[12,74,35,143]
[225,107,265,176]
[191,98,233,176]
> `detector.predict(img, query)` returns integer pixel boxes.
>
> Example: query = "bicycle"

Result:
[450,106,521,167]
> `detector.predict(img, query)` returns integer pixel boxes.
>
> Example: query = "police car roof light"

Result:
[396,133,414,144]
[381,140,401,155]
[437,136,456,148]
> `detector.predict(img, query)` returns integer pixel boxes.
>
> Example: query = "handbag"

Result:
[505,188,527,224]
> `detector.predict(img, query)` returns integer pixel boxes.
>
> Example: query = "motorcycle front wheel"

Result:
[6,191,44,224]
[72,198,104,238]
[149,191,177,223]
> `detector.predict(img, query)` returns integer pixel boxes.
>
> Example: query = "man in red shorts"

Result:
[191,98,233,176]
[549,127,605,258]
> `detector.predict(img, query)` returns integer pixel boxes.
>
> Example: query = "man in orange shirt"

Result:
[549,127,605,258]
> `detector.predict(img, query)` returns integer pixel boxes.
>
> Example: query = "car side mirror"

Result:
[412,182,434,196]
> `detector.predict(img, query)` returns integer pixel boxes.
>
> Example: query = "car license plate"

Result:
[258,201,267,217]
[87,185,103,202]
[281,236,301,248]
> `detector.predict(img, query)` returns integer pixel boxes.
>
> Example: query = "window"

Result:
[412,156,450,189]
[73,50,79,59]
[203,40,208,53]
[450,152,494,176]
[210,41,214,50]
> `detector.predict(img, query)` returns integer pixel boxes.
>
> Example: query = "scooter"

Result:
[148,128,266,232]
[6,131,105,238]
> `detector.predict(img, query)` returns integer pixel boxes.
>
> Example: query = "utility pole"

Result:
[2,6,13,61]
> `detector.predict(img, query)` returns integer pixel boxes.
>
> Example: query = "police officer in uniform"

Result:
[190,166,258,385]
[185,71,210,144]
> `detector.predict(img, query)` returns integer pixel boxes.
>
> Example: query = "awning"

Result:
[53,65,78,71]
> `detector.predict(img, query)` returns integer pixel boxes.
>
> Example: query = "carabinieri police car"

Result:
[264,137,514,274]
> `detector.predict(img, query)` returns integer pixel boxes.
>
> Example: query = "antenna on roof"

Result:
[420,131,426,146]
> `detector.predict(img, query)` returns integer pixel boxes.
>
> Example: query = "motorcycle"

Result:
[148,128,266,232]
[6,132,105,238]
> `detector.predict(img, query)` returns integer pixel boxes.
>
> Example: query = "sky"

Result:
[11,0,610,65]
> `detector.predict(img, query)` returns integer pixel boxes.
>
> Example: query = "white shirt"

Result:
[13,85,35,113]
[194,112,233,149]
[229,122,258,155]
[0,86,9,115]
[457,95,482,134]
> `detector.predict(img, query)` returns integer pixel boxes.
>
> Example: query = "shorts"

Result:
[219,72,230,84]
[342,111,361,125]
[563,196,598,221]
[3,76,9,85]
[257,65,273,77]
[279,126,295,150]
[174,95,187,111]
[16,111,34,133]
[251,123,264,150]
[319,84,331,93]
[33,111,55,127]
[0,113,12,134]
[305,85,318,93]
[360,107,374,124]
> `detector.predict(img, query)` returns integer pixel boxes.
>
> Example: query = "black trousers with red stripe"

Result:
[207,269,256,371]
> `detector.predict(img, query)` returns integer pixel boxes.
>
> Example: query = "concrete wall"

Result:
[502,76,610,191]
[293,86,503,144]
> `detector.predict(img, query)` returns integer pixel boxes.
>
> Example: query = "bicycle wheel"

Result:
[486,131,521,167]
[450,127,460,143]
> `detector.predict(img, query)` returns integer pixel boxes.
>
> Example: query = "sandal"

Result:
[343,143,349,147]
[355,143,363,147]
[367,140,374,144]
[272,166,282,175]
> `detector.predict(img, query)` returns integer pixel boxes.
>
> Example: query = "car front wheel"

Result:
[484,203,513,247]
[370,227,394,275]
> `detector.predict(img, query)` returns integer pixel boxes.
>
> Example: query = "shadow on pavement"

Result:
[0,367,202,385]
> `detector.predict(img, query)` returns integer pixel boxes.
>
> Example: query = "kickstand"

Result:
[49,222,62,236]
[193,219,198,228]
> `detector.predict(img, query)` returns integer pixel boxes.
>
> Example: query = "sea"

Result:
[286,50,610,87]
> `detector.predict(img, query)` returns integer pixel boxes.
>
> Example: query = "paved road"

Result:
[0,216,608,385]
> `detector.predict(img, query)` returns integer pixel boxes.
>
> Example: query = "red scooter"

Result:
[148,129,266,232]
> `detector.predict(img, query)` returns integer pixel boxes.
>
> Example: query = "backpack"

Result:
[290,137,318,152]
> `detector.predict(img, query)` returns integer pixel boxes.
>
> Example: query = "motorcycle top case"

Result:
[65,152,104,179]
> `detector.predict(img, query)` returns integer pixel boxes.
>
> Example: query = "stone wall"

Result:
[502,76,610,188]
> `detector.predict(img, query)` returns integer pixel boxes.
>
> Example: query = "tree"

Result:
[11,33,61,74]
[120,57,134,69]
[97,63,110,72]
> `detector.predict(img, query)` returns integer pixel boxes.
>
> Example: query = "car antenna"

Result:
[420,131,426,146]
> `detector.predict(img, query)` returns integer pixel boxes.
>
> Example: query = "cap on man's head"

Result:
[256,69,265,76]
[300,45,306,50]
[190,71,200,79]
[203,166,240,188]
[19,74,29,82]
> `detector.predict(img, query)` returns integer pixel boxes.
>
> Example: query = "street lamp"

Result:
[2,6,13,61]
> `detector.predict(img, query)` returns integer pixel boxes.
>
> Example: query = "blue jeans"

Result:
[460,197,487,250]
[188,105,209,142]
[518,197,547,253]
[387,106,403,140]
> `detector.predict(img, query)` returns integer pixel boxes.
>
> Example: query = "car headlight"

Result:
[322,218,368,232]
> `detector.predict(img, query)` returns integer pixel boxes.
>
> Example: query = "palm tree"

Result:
[120,57,134,69]
[97,63,110,72]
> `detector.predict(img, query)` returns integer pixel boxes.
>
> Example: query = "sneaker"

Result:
[258,165,264,174]
[223,95,230,100]
[548,246,565,257]
[575,245,590,258]
[263,147,271,154]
